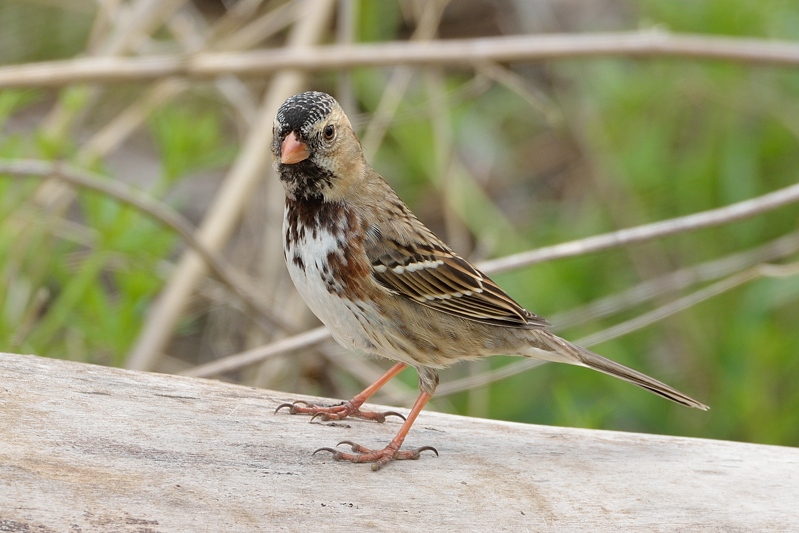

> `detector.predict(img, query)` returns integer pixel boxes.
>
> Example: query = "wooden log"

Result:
[1,351,796,532]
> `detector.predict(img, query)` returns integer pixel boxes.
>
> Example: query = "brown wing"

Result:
[364,207,549,329]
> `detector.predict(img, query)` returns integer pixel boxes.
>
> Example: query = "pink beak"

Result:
[280,131,310,164]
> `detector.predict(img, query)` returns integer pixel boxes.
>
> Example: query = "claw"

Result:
[382,411,407,422]
[274,400,309,415]
[313,447,340,456]
[309,412,326,422]
[274,403,292,414]
[416,445,439,457]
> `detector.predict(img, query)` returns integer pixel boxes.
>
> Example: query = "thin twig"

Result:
[478,180,799,274]
[359,0,446,159]
[79,78,189,163]
[550,230,799,329]
[182,326,330,378]
[0,159,288,330]
[475,61,562,126]
[30,0,192,237]
[3,30,799,88]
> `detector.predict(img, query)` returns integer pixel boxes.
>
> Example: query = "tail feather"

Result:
[527,331,709,410]
[573,344,709,410]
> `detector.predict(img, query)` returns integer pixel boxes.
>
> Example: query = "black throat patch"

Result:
[278,159,335,201]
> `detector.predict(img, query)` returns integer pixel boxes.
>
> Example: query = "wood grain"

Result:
[1,352,796,532]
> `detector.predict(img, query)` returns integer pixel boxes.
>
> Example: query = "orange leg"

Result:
[313,390,437,471]
[275,362,408,423]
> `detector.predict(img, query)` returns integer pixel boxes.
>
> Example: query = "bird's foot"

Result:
[313,440,438,471]
[274,400,405,423]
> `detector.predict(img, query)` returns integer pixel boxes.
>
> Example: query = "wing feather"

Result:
[366,219,549,329]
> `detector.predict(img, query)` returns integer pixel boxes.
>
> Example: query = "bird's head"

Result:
[272,91,365,201]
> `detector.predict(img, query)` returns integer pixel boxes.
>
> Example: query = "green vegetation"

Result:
[0,0,797,447]
[0,90,235,364]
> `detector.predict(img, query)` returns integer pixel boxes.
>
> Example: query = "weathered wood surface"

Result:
[1,352,797,532]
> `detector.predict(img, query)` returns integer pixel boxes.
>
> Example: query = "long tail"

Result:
[525,330,709,410]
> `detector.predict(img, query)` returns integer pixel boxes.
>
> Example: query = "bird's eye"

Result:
[323,124,335,140]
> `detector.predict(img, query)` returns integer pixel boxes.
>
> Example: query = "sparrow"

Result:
[272,91,708,471]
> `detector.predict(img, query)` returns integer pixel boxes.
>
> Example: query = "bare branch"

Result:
[181,326,331,378]
[0,159,288,331]
[550,231,799,328]
[478,180,799,274]
[3,31,799,88]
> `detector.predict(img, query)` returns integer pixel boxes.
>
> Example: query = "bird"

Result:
[272,91,708,471]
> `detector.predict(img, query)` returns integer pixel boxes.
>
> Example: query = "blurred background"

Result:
[1,0,798,447]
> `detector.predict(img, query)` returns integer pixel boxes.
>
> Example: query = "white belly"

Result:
[283,209,376,354]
